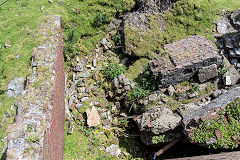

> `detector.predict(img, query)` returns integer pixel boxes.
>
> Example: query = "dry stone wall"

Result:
[7,16,65,160]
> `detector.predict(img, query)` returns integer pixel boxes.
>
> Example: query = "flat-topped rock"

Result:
[182,85,240,127]
[150,36,222,87]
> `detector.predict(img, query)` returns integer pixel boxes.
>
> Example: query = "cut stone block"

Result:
[150,36,222,87]
[198,64,218,83]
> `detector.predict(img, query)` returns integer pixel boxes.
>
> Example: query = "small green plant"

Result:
[113,32,122,46]
[77,80,82,86]
[220,61,230,75]
[26,134,39,143]
[189,84,199,94]
[103,62,126,80]
[152,135,165,144]
[92,13,110,28]
[91,137,100,146]
[106,104,112,110]
[80,127,97,137]
[126,85,149,100]
[126,67,157,100]
[26,124,33,132]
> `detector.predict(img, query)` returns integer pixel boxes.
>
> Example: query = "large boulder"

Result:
[122,12,165,58]
[136,105,181,134]
[149,36,222,88]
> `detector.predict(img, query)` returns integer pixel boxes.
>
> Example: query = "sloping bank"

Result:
[6,16,65,159]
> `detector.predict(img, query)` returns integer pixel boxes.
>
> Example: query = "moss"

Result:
[26,134,40,144]
[125,58,149,81]
[124,13,164,59]
[191,98,240,149]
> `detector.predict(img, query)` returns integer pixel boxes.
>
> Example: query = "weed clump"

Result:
[152,134,166,144]
[126,67,157,100]
[92,13,110,28]
[103,62,126,80]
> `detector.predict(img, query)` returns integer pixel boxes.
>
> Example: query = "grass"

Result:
[64,123,115,160]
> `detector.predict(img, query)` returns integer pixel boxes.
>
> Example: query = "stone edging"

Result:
[7,15,65,160]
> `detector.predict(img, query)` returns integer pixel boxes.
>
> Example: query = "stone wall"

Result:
[6,16,65,160]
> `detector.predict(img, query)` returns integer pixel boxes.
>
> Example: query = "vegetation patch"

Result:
[152,134,166,144]
[103,62,126,80]
[126,67,157,100]
[191,98,240,149]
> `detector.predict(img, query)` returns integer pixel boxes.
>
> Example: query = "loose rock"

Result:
[105,144,121,157]
[85,107,101,127]
[7,77,25,98]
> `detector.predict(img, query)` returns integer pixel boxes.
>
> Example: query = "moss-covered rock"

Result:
[123,12,165,58]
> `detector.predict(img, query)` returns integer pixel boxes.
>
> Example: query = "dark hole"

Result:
[183,68,193,74]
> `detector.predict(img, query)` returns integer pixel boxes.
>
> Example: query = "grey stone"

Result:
[198,83,206,91]
[81,97,89,102]
[148,93,158,102]
[150,36,222,87]
[109,19,122,31]
[217,21,228,34]
[231,8,240,30]
[235,48,240,56]
[229,50,237,58]
[122,77,131,86]
[117,73,125,83]
[92,58,97,67]
[236,63,240,69]
[187,92,199,98]
[78,71,91,78]
[7,77,25,98]
[75,62,84,72]
[137,0,177,13]
[100,112,108,119]
[58,1,63,5]
[212,90,222,98]
[76,103,82,109]
[223,32,240,49]
[105,144,121,157]
[78,87,85,93]
[231,59,238,66]
[183,86,240,128]
[101,38,108,46]
[224,68,240,86]
[136,106,181,134]
[122,12,165,57]
[178,103,201,117]
[206,138,217,145]
[198,64,218,83]
[167,85,175,96]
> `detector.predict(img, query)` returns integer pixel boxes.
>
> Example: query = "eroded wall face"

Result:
[7,16,65,160]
